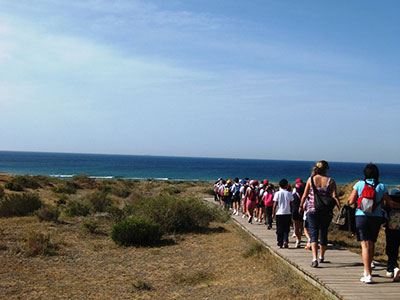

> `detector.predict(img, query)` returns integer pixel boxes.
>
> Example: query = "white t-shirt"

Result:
[273,189,293,215]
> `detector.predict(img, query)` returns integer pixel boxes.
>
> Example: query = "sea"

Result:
[0,151,399,187]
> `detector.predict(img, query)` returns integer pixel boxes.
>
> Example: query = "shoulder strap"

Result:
[311,176,319,197]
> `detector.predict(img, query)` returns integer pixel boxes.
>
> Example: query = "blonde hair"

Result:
[312,160,329,176]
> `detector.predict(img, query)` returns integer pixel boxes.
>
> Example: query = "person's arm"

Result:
[348,189,358,205]
[299,178,311,213]
[330,179,341,209]
[272,201,277,219]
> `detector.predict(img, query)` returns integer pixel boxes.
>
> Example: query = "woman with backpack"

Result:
[348,163,390,284]
[245,180,258,223]
[299,160,341,267]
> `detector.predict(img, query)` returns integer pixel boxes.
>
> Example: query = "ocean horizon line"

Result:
[1,150,398,166]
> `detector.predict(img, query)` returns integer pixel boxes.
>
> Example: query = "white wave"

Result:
[90,176,114,179]
[50,174,75,178]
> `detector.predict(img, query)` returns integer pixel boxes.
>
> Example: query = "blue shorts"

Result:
[307,211,332,246]
[355,216,382,242]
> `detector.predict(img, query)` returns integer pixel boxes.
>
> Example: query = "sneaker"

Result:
[292,233,296,238]
[267,225,271,230]
[394,267,400,282]
[305,243,311,250]
[255,218,259,222]
[296,241,301,248]
[283,242,289,248]
[242,214,246,219]
[236,211,239,216]
[386,271,394,278]
[371,262,375,269]
[311,260,318,268]
[360,275,372,284]
[318,257,324,263]
[248,216,253,224]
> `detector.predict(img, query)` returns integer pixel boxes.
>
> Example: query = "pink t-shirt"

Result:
[264,192,274,207]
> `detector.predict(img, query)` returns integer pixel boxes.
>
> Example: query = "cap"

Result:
[296,178,302,183]
[263,179,269,185]
[240,179,246,184]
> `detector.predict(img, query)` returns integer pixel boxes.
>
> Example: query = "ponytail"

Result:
[311,160,329,176]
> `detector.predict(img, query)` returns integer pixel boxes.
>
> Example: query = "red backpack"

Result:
[357,181,378,213]
[248,187,256,201]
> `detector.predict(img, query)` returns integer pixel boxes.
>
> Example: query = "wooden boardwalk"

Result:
[205,198,400,300]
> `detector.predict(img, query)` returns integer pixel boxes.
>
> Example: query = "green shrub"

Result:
[0,193,42,217]
[131,196,219,233]
[24,231,57,256]
[5,175,40,191]
[132,281,153,291]
[104,205,125,222]
[52,181,79,194]
[55,194,68,206]
[111,218,163,246]
[83,218,99,233]
[0,186,4,198]
[72,174,96,188]
[111,185,131,198]
[35,205,60,222]
[88,191,112,212]
[98,183,112,194]
[164,186,182,195]
[64,200,90,217]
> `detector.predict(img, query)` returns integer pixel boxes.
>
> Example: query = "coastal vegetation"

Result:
[0,172,360,299]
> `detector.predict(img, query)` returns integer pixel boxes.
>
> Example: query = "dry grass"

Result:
[0,174,334,299]
[0,218,330,300]
[0,216,329,299]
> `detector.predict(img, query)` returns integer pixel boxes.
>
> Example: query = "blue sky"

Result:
[0,0,399,163]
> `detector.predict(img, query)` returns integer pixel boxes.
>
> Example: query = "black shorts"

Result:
[356,216,382,242]
[232,195,240,203]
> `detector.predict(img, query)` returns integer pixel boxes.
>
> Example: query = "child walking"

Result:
[272,179,294,248]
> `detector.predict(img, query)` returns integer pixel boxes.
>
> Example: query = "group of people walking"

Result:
[214,160,400,284]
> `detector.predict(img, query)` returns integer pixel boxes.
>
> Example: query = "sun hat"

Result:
[263,179,269,185]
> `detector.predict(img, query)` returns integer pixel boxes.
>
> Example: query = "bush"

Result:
[5,175,40,191]
[83,218,99,233]
[0,186,4,198]
[64,200,90,217]
[111,218,163,246]
[131,196,220,233]
[24,231,57,256]
[88,191,112,212]
[104,206,125,222]
[72,174,96,188]
[52,181,79,194]
[111,185,131,198]
[0,193,42,217]
[35,205,60,222]
[55,194,68,206]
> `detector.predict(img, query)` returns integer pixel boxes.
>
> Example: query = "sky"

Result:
[0,0,399,163]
